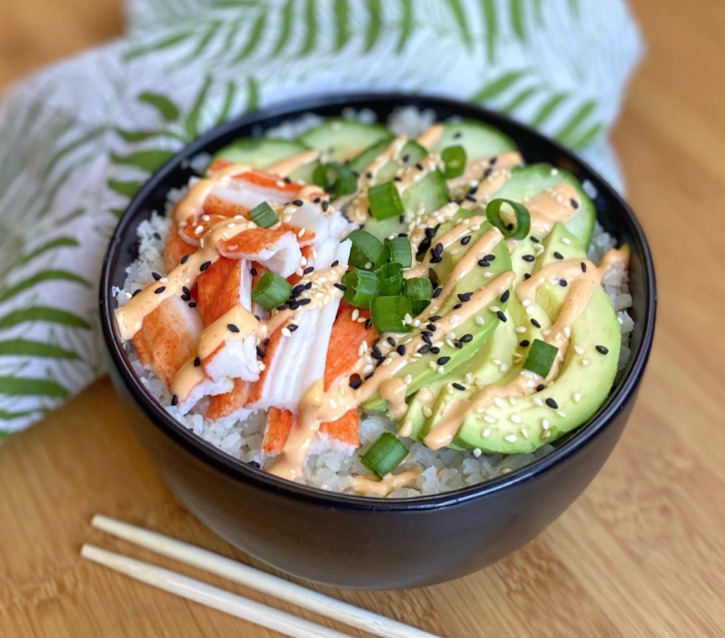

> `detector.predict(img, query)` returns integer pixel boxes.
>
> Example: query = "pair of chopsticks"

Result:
[82,515,441,638]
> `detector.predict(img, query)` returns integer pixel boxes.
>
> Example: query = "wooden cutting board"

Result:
[1,1,724,636]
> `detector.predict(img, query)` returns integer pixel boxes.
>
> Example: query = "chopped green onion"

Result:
[361,432,409,478]
[370,295,412,333]
[403,277,433,315]
[485,198,531,240]
[384,236,412,268]
[341,268,378,309]
[248,201,279,228]
[313,162,358,198]
[523,339,559,378]
[368,181,404,221]
[346,229,388,270]
[376,262,404,296]
[252,272,292,310]
[441,145,467,179]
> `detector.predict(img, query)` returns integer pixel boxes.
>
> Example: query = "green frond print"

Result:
[0,307,91,330]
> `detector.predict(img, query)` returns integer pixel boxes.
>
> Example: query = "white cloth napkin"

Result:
[0,0,643,435]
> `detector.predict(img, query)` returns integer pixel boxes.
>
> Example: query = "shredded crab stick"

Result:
[262,304,377,454]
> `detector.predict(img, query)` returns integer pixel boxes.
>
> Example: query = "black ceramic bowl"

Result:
[100,93,656,590]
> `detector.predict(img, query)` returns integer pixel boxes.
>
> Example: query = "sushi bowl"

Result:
[100,93,656,589]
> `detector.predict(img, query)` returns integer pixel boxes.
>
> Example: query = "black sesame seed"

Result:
[429,315,442,322]
[425,227,436,238]
[394,176,403,182]
[365,319,372,329]
[287,300,299,310]
[530,236,540,244]
[291,284,304,297]
[365,172,373,180]
[182,286,190,296]
[418,344,431,354]
[523,273,532,280]
[489,156,498,165]
[151,271,162,281]
[331,259,339,267]
[536,384,546,392]
[500,290,510,303]
[376,358,385,368]
[570,198,579,209]
[430,346,440,354]
[522,254,535,262]
[437,356,451,365]
[461,235,472,246]
[453,131,462,139]
[334,283,347,291]
[396,345,406,356]
[531,318,541,328]
[554,251,564,260]
[371,350,383,361]
[506,222,514,231]
[422,332,433,345]
[387,337,396,347]
[468,184,479,195]
[415,162,424,171]
[581,262,587,273]
[256,346,265,358]
[483,168,493,179]
[250,267,258,276]
[349,376,363,389]
[402,154,410,163]
[433,287,443,298]
[453,303,463,310]
[430,256,442,264]
[180,255,189,264]
[171,395,179,406]
[478,258,490,267]
[181,292,191,301]
[322,201,330,212]
[276,303,289,311]
[154,286,166,294]
[460,333,473,343]
[452,382,466,391]
[200,261,211,272]
[193,357,201,367]
[596,345,609,355]
[313,197,322,204]
[398,232,408,238]
[496,310,507,322]
[453,340,463,349]
[304,281,312,289]
[558,279,568,287]
[297,298,311,306]
[188,301,197,308]
[519,340,530,348]
[484,254,496,261]
[292,199,303,206]
[545,398,559,409]
[288,324,299,333]
[132,289,142,297]
[458,292,472,302]
[263,338,270,346]
[153,232,162,240]
[398,214,405,224]
[465,195,477,203]
[227,323,240,333]
[434,242,443,256]
[427,323,437,332]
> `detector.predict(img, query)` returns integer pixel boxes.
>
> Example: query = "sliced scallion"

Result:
[249,201,279,228]
[485,198,531,240]
[361,432,409,478]
[313,162,358,198]
[403,277,433,315]
[370,295,412,333]
[341,268,378,309]
[368,181,404,221]
[441,145,467,179]
[384,236,412,268]
[347,229,388,270]
[252,272,292,310]
[523,339,559,378]
[376,262,404,296]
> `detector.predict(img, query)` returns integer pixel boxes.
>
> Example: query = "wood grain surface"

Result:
[1,1,724,636]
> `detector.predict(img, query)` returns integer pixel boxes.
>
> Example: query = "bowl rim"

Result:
[100,91,657,511]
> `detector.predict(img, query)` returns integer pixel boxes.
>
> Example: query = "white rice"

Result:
[119,109,635,497]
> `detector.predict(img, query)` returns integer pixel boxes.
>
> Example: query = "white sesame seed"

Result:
[475,316,485,326]
[484,415,496,424]
[500,467,512,474]
[494,397,505,408]
[281,328,291,337]
[561,237,571,245]
[533,397,544,407]
[556,410,567,418]
[542,418,550,429]
[541,429,551,439]
[404,374,412,384]
[511,414,523,424]
[573,392,581,403]
[508,397,518,406]
[520,428,529,439]
[258,362,266,371]
[574,345,584,355]
[423,407,432,418]
[515,326,526,333]
[582,358,591,367]
[563,326,571,338]
[522,299,532,307]
[505,434,517,443]
[489,305,501,313]
[482,428,491,438]
[526,306,535,315]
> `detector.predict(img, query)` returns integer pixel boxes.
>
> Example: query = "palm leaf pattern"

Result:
[0,0,642,435]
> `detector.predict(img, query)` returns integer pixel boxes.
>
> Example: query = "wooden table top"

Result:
[1,1,723,636]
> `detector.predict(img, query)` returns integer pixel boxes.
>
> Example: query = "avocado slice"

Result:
[492,164,596,248]
[364,218,513,411]
[451,222,621,453]
[299,119,392,162]
[431,120,517,160]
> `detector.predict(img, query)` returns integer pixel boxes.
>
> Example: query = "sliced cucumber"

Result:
[402,170,449,217]
[211,138,310,170]
[432,120,517,160]
[492,164,596,247]
[299,119,392,162]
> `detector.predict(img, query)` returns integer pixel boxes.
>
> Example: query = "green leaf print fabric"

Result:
[0,0,643,434]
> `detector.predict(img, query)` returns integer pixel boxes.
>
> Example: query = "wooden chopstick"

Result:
[81,544,351,638]
[88,515,442,638]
